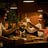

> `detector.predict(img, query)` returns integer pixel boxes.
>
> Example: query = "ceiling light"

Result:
[37,10,43,12]
[10,7,17,9]
[23,0,34,3]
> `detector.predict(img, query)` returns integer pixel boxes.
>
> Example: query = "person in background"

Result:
[0,8,16,48]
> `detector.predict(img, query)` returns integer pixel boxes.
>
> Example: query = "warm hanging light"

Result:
[10,7,17,9]
[37,10,43,12]
[23,0,35,3]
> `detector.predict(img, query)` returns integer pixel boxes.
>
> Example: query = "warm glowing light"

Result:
[37,10,43,12]
[23,1,34,3]
[10,7,17,9]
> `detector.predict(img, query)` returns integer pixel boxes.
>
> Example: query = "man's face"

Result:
[38,15,45,23]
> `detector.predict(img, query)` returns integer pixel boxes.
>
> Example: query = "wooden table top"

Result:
[7,34,48,44]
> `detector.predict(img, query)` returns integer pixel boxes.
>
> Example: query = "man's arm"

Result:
[27,22,44,32]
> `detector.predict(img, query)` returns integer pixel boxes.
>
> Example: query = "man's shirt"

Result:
[27,23,44,37]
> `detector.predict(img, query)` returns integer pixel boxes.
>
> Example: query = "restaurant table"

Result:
[1,34,48,48]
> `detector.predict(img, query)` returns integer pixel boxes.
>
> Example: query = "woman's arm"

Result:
[3,27,17,35]
[2,24,17,35]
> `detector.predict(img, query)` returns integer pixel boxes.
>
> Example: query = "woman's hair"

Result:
[0,8,6,18]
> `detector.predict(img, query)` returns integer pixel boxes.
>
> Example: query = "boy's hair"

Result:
[0,8,6,18]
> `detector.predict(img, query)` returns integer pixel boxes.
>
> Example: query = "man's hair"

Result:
[42,13,48,20]
[0,8,6,18]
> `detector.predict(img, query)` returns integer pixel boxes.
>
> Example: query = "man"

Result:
[26,14,44,37]
[26,13,48,38]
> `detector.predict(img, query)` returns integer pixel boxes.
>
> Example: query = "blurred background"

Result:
[0,0,48,24]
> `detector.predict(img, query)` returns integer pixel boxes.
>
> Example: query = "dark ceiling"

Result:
[0,0,48,5]
[0,0,48,3]
[0,0,17,3]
